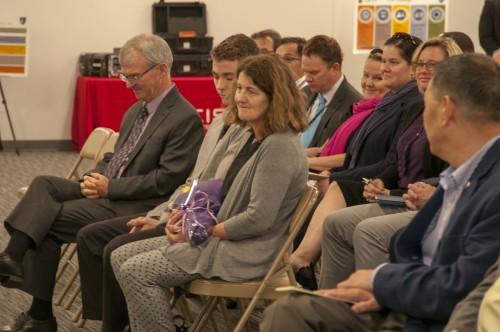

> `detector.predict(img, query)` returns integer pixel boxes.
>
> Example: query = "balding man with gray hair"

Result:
[0,33,203,332]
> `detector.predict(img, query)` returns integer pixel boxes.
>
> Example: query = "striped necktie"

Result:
[104,106,149,178]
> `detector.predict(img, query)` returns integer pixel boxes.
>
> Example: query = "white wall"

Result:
[0,0,484,142]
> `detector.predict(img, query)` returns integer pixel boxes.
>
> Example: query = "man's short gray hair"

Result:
[431,54,500,123]
[120,34,173,70]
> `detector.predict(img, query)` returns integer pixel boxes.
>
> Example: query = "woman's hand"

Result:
[165,210,187,243]
[362,179,389,202]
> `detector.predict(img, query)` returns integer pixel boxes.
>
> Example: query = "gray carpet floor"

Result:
[0,150,100,332]
[0,150,261,332]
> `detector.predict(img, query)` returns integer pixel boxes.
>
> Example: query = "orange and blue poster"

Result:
[0,20,28,77]
[355,0,448,53]
[357,5,375,50]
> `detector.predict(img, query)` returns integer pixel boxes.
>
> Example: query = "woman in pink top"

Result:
[307,49,388,172]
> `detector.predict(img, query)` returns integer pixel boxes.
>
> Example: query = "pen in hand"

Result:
[362,177,372,185]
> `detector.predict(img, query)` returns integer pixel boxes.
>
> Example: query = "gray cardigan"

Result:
[145,115,250,220]
[165,130,308,281]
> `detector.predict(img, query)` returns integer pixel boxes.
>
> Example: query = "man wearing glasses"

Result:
[276,37,312,100]
[0,34,203,332]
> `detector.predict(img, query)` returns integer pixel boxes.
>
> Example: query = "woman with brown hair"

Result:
[109,54,308,332]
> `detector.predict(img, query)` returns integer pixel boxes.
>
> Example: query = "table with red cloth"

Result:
[72,76,222,150]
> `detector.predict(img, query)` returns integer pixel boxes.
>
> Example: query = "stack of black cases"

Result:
[78,50,120,78]
[153,1,213,76]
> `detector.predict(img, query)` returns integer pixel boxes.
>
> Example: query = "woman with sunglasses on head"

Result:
[291,37,463,290]
[108,54,309,332]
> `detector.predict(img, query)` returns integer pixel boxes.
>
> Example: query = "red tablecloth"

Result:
[71,76,221,150]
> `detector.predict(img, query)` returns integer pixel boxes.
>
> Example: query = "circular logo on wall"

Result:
[429,7,445,24]
[412,8,426,23]
[359,8,374,24]
[393,8,409,23]
[376,7,391,24]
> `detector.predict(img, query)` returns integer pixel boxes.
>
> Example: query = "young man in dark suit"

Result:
[300,35,362,148]
[261,54,500,332]
[0,34,204,332]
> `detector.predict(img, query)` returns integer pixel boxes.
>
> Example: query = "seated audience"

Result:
[251,29,281,53]
[306,48,387,170]
[290,33,422,288]
[300,35,362,148]
[0,34,204,332]
[76,34,259,332]
[320,32,422,184]
[261,53,500,332]
[111,54,308,332]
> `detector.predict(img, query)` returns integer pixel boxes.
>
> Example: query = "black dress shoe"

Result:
[294,265,318,290]
[0,253,23,286]
[9,312,57,332]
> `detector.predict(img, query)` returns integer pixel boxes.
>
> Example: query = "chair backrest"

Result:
[96,131,119,162]
[288,184,319,237]
[66,127,114,179]
[79,127,114,160]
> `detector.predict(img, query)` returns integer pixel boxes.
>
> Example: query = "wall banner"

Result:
[0,17,28,77]
[355,0,448,53]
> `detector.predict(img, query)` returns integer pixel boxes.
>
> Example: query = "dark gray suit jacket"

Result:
[95,85,204,211]
[308,78,362,148]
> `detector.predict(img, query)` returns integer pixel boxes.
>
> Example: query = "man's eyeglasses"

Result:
[119,63,159,84]
[412,61,440,70]
[279,54,301,63]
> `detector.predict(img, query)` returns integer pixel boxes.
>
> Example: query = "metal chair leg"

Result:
[192,297,218,332]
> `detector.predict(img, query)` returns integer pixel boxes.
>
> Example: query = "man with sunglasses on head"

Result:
[0,33,203,332]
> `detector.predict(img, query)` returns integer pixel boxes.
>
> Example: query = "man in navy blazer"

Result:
[261,54,500,332]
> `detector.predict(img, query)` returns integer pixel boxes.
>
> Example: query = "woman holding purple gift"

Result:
[110,54,309,332]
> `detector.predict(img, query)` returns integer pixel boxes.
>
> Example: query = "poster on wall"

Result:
[355,0,447,53]
[0,17,28,77]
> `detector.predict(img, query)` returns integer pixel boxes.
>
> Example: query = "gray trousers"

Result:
[111,236,199,332]
[4,175,161,300]
[260,293,404,332]
[319,203,415,288]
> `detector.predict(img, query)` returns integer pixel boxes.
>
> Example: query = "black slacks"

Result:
[3,175,161,301]
[77,216,166,332]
